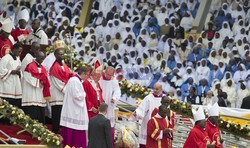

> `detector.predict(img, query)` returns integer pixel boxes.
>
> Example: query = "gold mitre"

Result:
[53,40,65,50]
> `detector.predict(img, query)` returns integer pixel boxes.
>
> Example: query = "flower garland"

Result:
[119,79,250,139]
[0,46,80,147]
[0,98,62,147]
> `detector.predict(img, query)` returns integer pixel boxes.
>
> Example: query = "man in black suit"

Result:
[169,19,185,39]
[241,95,250,109]
[88,103,113,148]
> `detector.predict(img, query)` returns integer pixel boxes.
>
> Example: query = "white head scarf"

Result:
[219,21,233,38]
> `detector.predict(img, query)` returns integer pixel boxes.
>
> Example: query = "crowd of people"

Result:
[0,0,249,147]
[1,0,250,109]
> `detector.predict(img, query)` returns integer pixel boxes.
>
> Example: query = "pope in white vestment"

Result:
[134,83,163,147]
[60,70,89,148]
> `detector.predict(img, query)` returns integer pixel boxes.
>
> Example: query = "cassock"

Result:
[0,53,22,106]
[135,94,162,145]
[183,125,212,148]
[22,61,50,124]
[206,120,222,148]
[27,27,48,45]
[0,35,13,58]
[11,27,30,42]
[60,75,88,148]
[49,61,72,133]
[146,114,172,148]
[83,78,104,119]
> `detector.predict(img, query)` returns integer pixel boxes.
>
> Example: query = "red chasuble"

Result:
[146,116,172,148]
[82,79,104,119]
[183,125,212,148]
[151,108,176,128]
[0,35,13,58]
[25,61,50,98]
[206,120,222,148]
[49,61,72,84]
[151,108,176,146]
[11,27,30,41]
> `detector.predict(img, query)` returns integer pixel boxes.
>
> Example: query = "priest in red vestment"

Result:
[151,96,176,145]
[0,18,13,58]
[206,103,223,148]
[83,60,104,119]
[146,105,173,148]
[49,40,73,133]
[183,107,215,148]
[11,9,30,42]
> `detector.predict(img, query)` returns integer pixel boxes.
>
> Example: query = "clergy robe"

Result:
[83,78,104,119]
[49,61,72,106]
[146,114,172,148]
[151,108,176,129]
[27,27,48,45]
[60,75,88,148]
[151,108,176,146]
[49,61,72,133]
[22,61,50,123]
[23,61,50,101]
[0,53,22,101]
[11,27,30,42]
[99,75,121,127]
[0,35,13,58]
[206,120,222,148]
[183,125,212,148]
[135,94,162,145]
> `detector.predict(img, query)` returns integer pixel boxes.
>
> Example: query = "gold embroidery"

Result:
[152,117,162,148]
[152,117,159,138]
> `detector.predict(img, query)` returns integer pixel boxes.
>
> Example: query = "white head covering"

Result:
[192,106,205,122]
[1,18,13,33]
[207,103,219,117]
[17,9,30,22]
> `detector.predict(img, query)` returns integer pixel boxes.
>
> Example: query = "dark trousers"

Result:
[23,106,45,124]
[2,97,21,108]
[52,105,62,134]
[0,97,21,125]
